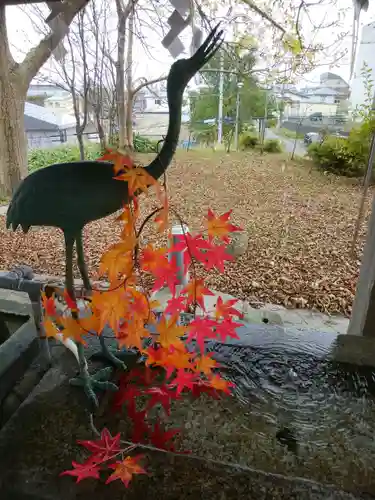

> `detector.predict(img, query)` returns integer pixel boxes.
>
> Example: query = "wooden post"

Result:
[348,192,375,336]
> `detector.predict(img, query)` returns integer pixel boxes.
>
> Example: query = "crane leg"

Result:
[64,232,118,409]
[75,232,135,371]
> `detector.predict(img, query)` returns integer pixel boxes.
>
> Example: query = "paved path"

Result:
[0,205,8,216]
[265,129,307,157]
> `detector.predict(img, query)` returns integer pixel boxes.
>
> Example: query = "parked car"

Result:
[304,132,322,145]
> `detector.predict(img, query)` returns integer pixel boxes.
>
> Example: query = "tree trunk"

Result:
[77,133,85,160]
[0,1,91,196]
[116,2,126,149]
[0,7,27,196]
[125,4,134,149]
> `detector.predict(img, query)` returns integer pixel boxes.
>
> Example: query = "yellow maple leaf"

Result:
[156,315,186,348]
[60,316,88,344]
[194,354,217,375]
[116,320,149,350]
[91,288,128,334]
[115,166,157,197]
[43,318,60,339]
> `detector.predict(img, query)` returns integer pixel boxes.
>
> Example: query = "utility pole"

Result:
[217,51,224,144]
[234,81,243,151]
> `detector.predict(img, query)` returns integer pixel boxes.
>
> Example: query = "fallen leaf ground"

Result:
[0,150,370,316]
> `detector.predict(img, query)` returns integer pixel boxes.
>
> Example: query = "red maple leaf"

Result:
[60,458,101,483]
[200,243,234,273]
[186,316,217,353]
[168,369,198,396]
[145,384,177,416]
[152,261,180,296]
[214,318,242,343]
[64,289,78,311]
[127,366,159,386]
[112,384,140,417]
[165,295,187,315]
[182,279,215,310]
[130,410,150,444]
[77,428,121,462]
[191,379,222,400]
[41,291,57,317]
[215,296,243,320]
[149,421,180,451]
[169,233,209,268]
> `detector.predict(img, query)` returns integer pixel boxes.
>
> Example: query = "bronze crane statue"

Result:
[6,25,224,407]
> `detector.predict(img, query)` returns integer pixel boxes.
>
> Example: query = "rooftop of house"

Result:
[24,102,76,131]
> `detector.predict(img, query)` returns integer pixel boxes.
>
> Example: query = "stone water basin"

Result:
[165,323,375,497]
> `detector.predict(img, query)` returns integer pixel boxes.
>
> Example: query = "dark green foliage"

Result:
[307,122,373,178]
[240,131,259,149]
[263,139,283,153]
[28,144,101,172]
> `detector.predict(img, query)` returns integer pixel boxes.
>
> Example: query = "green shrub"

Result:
[307,130,368,178]
[266,118,277,128]
[133,134,158,153]
[109,133,158,153]
[263,139,283,153]
[28,144,101,172]
[240,131,258,149]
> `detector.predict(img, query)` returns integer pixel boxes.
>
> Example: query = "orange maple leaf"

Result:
[91,289,128,334]
[106,455,147,487]
[194,353,218,375]
[156,315,186,348]
[98,149,134,175]
[141,244,169,274]
[164,347,194,372]
[99,238,136,281]
[116,320,148,350]
[43,318,60,338]
[78,308,102,334]
[143,345,169,367]
[115,166,157,197]
[60,316,88,344]
[205,209,242,242]
[182,279,215,310]
[208,374,234,394]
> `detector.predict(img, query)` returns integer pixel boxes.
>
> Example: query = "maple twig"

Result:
[170,208,198,316]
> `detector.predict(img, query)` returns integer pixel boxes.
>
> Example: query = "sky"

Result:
[5,0,375,89]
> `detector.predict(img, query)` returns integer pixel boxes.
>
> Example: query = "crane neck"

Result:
[144,89,183,180]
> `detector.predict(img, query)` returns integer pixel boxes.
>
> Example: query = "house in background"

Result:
[133,83,190,140]
[24,102,98,149]
[319,72,350,101]
[44,90,75,115]
[277,77,346,120]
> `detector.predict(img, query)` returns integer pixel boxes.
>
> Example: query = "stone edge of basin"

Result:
[330,334,375,367]
[0,289,39,402]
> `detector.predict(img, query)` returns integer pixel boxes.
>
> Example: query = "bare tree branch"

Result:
[17,0,90,87]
